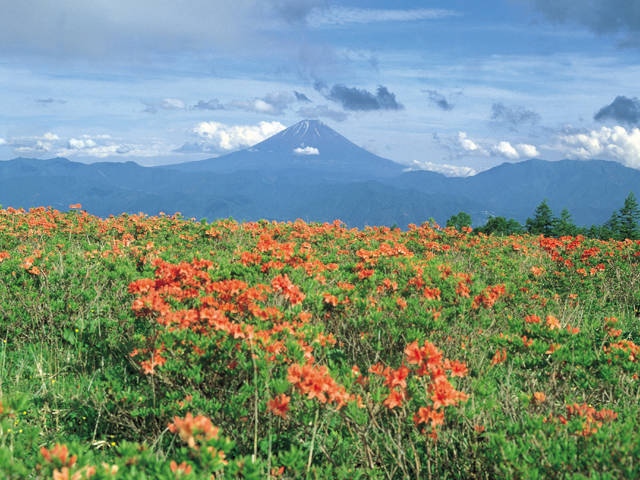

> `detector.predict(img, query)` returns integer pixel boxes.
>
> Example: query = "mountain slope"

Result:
[166,119,406,180]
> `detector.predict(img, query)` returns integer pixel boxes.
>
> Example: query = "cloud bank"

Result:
[189,120,286,152]
[0,1,332,58]
[557,125,640,168]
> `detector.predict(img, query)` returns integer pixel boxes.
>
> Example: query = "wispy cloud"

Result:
[35,97,66,105]
[425,90,454,111]
[192,99,225,111]
[405,160,477,177]
[521,0,640,44]
[491,102,541,129]
[142,98,186,114]
[229,92,302,116]
[308,7,458,27]
[297,104,348,122]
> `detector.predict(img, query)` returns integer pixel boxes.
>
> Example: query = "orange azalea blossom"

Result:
[40,444,77,468]
[322,293,340,307]
[472,284,506,309]
[545,315,561,330]
[267,394,291,419]
[0,251,9,262]
[423,286,441,301]
[605,339,640,362]
[271,274,305,305]
[532,392,547,404]
[413,406,445,427]
[287,362,351,408]
[396,297,408,310]
[168,413,220,450]
[430,376,468,409]
[545,343,561,355]
[170,460,193,475]
[140,347,167,375]
[490,348,507,366]
[383,388,406,409]
[530,266,545,277]
[524,314,541,324]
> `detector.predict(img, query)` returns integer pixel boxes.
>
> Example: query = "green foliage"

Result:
[446,211,472,231]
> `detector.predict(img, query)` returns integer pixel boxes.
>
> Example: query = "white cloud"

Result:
[68,138,96,149]
[458,131,484,153]
[556,125,640,168]
[493,141,520,160]
[293,146,319,155]
[406,160,477,177]
[0,138,6,145]
[42,132,59,141]
[516,143,540,158]
[308,7,458,26]
[492,141,540,160]
[193,120,286,151]
[4,132,166,159]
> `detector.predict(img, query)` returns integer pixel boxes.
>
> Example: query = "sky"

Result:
[1,0,640,176]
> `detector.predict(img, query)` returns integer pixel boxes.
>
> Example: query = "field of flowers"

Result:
[0,206,639,479]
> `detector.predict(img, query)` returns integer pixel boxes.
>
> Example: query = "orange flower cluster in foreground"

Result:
[368,340,468,438]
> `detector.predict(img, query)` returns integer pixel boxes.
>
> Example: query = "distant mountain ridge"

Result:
[1,120,639,227]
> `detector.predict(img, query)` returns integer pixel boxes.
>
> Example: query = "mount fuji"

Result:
[168,119,405,180]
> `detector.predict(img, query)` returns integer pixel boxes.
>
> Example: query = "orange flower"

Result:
[430,377,468,409]
[40,444,77,468]
[383,389,406,409]
[490,348,507,366]
[545,315,561,330]
[532,392,546,404]
[168,412,220,450]
[413,406,445,427]
[322,293,339,307]
[525,314,541,324]
[170,460,193,475]
[267,394,291,419]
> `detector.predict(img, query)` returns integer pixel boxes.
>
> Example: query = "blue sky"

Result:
[1,0,640,175]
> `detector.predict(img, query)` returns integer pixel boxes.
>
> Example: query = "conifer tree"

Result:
[526,200,555,236]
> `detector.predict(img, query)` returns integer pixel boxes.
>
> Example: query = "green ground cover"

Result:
[0,206,639,478]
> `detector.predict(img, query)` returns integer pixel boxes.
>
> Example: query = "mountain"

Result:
[1,121,640,228]
[167,119,405,180]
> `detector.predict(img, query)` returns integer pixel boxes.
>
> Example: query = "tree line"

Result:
[446,192,640,240]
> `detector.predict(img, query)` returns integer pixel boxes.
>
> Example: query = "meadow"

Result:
[0,205,639,479]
